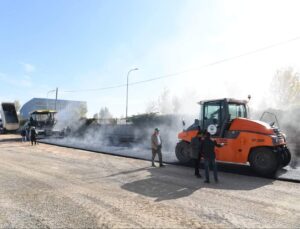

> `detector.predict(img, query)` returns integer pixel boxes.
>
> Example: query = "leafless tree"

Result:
[14,100,21,112]
[271,67,300,109]
[99,107,112,120]
[145,88,183,114]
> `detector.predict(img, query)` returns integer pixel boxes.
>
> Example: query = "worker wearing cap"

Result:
[202,130,224,183]
[151,128,164,167]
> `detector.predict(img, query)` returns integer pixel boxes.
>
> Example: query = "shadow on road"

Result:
[121,165,273,202]
[0,138,21,143]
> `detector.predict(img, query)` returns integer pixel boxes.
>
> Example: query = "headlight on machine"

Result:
[272,136,280,145]
[272,135,285,145]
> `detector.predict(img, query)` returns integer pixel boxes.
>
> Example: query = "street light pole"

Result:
[46,89,56,109]
[125,68,138,123]
[55,87,58,110]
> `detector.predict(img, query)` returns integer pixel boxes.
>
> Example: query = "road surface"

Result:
[0,135,299,228]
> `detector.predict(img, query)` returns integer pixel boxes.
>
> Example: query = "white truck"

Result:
[0,102,20,133]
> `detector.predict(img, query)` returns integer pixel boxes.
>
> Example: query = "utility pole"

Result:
[55,87,58,110]
[125,68,138,123]
[46,89,56,109]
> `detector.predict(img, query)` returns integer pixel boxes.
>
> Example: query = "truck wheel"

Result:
[175,141,191,164]
[281,148,291,167]
[249,147,279,176]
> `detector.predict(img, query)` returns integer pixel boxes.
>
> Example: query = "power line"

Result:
[63,83,126,93]
[63,36,300,93]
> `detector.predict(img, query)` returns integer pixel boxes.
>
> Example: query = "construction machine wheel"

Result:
[249,147,279,176]
[281,148,291,167]
[175,141,191,164]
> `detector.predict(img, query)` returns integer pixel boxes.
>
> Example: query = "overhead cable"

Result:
[63,36,300,93]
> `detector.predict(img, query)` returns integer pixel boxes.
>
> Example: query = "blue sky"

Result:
[0,0,180,80]
[1,0,300,117]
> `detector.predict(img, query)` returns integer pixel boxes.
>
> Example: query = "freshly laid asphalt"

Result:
[40,137,300,183]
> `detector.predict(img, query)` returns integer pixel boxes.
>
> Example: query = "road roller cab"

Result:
[176,98,291,176]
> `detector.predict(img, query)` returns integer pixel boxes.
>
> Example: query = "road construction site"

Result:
[0,134,299,228]
[40,136,300,183]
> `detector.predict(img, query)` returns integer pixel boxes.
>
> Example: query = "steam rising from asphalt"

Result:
[47,89,300,168]
[46,90,198,163]
[53,103,86,132]
[46,118,183,163]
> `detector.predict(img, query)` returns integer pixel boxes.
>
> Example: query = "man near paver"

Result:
[30,127,37,146]
[191,128,203,178]
[20,128,26,142]
[202,131,224,183]
[151,128,164,167]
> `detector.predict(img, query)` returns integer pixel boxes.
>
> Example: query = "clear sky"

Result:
[1,0,300,117]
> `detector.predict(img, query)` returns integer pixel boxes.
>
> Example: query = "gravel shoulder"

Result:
[0,135,299,228]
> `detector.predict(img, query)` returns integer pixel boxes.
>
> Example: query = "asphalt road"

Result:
[0,135,300,228]
[41,137,300,182]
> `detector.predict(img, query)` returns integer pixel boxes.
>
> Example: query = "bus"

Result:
[0,102,20,132]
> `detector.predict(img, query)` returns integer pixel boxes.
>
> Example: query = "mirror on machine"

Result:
[260,111,280,128]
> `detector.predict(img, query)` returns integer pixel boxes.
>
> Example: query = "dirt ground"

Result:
[0,135,299,228]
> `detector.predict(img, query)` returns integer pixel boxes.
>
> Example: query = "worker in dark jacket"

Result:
[202,131,224,183]
[191,130,203,178]
[30,127,37,146]
[20,128,26,142]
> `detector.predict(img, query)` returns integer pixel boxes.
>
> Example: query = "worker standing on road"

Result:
[151,128,164,167]
[191,128,203,178]
[20,128,26,142]
[202,130,224,183]
[30,127,37,146]
[25,126,30,141]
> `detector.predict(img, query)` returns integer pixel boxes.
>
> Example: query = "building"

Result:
[20,98,87,120]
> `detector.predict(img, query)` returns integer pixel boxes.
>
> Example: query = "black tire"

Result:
[281,148,291,167]
[249,147,279,176]
[175,141,192,164]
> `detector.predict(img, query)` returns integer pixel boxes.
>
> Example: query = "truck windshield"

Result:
[228,103,247,120]
[32,113,54,122]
